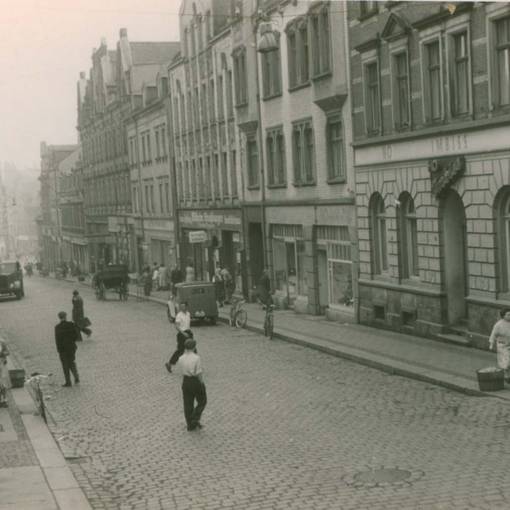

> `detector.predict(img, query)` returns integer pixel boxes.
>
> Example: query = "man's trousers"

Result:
[59,352,79,385]
[181,375,207,430]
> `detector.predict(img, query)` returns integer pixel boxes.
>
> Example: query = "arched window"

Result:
[369,193,388,274]
[398,192,419,279]
[497,189,510,292]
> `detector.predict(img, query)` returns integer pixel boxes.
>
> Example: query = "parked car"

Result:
[0,261,24,300]
[167,281,218,325]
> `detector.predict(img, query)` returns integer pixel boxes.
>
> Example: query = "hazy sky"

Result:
[0,0,181,169]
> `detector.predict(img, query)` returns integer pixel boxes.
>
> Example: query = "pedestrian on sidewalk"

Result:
[258,268,272,307]
[55,311,80,387]
[165,302,194,373]
[177,338,207,431]
[0,339,10,408]
[72,290,92,340]
[170,264,183,296]
[489,308,510,381]
[142,266,152,296]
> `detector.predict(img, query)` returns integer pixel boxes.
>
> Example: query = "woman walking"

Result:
[489,308,510,381]
[72,290,92,340]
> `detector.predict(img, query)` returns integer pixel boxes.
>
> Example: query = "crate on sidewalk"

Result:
[9,369,25,388]
[476,367,504,391]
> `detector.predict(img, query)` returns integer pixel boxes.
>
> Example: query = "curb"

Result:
[51,276,508,400]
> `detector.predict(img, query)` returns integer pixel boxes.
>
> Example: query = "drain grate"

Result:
[343,467,424,489]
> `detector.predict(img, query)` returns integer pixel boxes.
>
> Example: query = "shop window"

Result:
[398,192,419,279]
[369,192,388,274]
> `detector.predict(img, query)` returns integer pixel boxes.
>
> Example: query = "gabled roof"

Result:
[130,42,180,65]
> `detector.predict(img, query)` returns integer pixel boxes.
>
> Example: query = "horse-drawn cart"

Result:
[92,264,129,301]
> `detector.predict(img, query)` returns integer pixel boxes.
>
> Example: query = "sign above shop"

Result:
[180,211,241,226]
[188,230,208,243]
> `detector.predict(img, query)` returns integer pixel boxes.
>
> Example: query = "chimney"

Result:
[120,28,128,38]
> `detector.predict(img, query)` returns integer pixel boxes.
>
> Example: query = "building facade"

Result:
[78,30,176,272]
[169,0,245,292]
[349,1,510,345]
[57,148,88,271]
[126,64,179,272]
[38,142,78,271]
[238,0,357,319]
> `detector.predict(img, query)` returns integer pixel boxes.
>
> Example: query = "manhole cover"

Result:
[343,467,424,489]
[354,468,411,484]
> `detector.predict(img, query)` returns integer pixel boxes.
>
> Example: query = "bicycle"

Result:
[263,304,275,339]
[26,372,52,423]
[230,299,248,328]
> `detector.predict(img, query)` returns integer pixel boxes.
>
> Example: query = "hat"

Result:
[72,290,79,295]
[58,311,67,319]
[184,338,196,351]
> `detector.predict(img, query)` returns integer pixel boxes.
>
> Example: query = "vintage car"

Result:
[167,281,218,325]
[0,261,24,300]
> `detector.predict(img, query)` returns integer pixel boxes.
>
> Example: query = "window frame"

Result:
[390,49,411,131]
[359,0,379,21]
[369,193,389,276]
[233,47,248,107]
[286,18,311,91]
[246,137,259,189]
[420,34,445,125]
[326,114,346,183]
[363,59,381,135]
[261,40,282,100]
[398,193,419,280]
[266,125,286,188]
[309,2,332,79]
[292,118,316,187]
[488,8,510,113]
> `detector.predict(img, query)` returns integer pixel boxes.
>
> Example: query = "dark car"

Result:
[0,261,24,299]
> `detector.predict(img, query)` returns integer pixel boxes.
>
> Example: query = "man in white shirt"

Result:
[178,338,207,431]
[165,302,193,373]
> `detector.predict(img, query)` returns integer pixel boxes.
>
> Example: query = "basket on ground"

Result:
[9,368,25,388]
[476,367,505,391]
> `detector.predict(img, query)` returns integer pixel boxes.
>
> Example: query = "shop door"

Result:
[441,189,467,324]
[317,249,329,311]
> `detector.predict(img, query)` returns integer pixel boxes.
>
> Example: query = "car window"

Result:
[0,263,17,274]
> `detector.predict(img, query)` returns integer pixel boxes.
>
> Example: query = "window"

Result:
[209,79,215,121]
[497,189,510,292]
[160,125,167,157]
[261,43,282,99]
[231,149,238,198]
[159,182,164,214]
[424,40,442,121]
[184,161,190,201]
[365,62,380,133]
[369,193,388,274]
[213,154,220,199]
[326,116,345,181]
[155,128,161,159]
[247,139,259,188]
[205,156,212,200]
[393,52,410,128]
[495,17,510,107]
[398,193,419,279]
[164,181,170,213]
[287,19,309,89]
[198,158,204,201]
[217,75,224,120]
[222,151,229,197]
[450,32,470,115]
[292,120,315,185]
[266,127,286,186]
[233,48,248,106]
[360,1,378,18]
[145,184,150,214]
[191,160,197,202]
[310,4,331,77]
[227,70,234,116]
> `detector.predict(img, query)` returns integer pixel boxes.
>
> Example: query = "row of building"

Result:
[38,1,510,346]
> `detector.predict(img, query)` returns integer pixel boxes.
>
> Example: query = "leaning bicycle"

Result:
[230,299,248,328]
[26,372,52,423]
[263,304,275,339]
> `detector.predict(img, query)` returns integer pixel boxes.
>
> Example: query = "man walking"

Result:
[165,301,193,373]
[72,290,91,340]
[178,338,207,431]
[55,311,80,387]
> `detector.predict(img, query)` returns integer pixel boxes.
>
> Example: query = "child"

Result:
[0,340,10,408]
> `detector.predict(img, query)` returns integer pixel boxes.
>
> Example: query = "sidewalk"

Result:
[0,346,92,510]
[63,275,510,399]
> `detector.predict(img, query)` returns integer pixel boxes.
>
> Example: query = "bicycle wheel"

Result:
[235,309,248,328]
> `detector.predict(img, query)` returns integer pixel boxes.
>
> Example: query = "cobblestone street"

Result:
[2,277,510,509]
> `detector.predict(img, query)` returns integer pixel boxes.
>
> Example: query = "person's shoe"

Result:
[74,379,80,384]
[62,383,72,387]
[165,362,172,373]
[196,422,203,429]
[86,331,92,338]
[187,424,197,431]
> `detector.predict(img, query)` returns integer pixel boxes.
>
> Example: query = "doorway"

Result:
[317,248,328,311]
[441,189,467,324]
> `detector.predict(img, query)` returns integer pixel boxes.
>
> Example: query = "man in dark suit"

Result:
[55,311,80,387]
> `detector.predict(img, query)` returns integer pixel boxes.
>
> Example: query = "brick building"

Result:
[238,0,357,319]
[169,0,245,292]
[349,1,510,345]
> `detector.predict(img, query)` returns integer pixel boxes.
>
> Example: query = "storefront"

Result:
[178,209,244,293]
